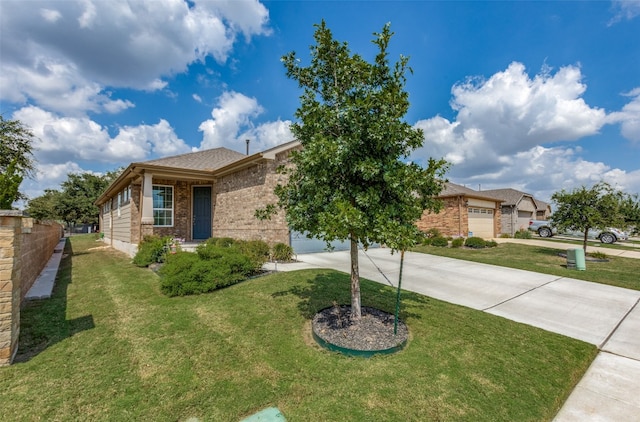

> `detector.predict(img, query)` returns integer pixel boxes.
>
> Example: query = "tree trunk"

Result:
[350,234,362,321]
[583,229,588,253]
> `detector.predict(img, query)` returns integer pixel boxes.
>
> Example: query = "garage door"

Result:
[517,210,533,232]
[290,231,380,255]
[468,208,495,239]
[290,231,350,254]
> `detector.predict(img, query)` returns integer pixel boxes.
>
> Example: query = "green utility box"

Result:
[567,248,586,271]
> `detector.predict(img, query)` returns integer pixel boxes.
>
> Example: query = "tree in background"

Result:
[26,169,120,227]
[618,192,640,235]
[25,189,62,221]
[0,116,36,207]
[274,22,448,320]
[551,182,624,252]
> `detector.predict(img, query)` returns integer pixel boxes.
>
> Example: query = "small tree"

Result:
[274,22,448,320]
[56,171,119,228]
[551,182,624,252]
[0,116,36,206]
[618,192,640,235]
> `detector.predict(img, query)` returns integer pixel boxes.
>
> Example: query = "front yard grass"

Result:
[413,243,640,291]
[1,235,596,421]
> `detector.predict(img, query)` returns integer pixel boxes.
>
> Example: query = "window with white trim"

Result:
[152,185,173,226]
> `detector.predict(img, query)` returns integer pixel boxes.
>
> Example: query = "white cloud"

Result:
[198,91,293,152]
[0,0,271,114]
[12,106,191,165]
[413,62,608,177]
[193,94,203,103]
[411,61,640,201]
[609,0,640,25]
[607,88,640,142]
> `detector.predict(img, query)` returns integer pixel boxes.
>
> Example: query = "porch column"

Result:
[141,172,154,227]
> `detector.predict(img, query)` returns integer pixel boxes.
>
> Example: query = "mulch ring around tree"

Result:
[312,305,408,355]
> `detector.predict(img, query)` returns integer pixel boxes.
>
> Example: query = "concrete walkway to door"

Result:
[264,248,640,421]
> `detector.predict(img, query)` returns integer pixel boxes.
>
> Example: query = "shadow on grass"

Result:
[272,270,429,322]
[14,239,94,363]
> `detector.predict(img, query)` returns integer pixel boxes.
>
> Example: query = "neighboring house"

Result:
[95,141,300,257]
[481,188,551,236]
[416,183,503,239]
[534,199,552,220]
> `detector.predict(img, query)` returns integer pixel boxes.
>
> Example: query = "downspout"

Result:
[459,196,463,237]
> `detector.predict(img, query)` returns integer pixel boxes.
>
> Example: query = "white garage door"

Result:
[517,210,534,232]
[468,208,495,239]
[290,231,380,255]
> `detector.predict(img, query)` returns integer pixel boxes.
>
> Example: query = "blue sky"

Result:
[1,0,639,205]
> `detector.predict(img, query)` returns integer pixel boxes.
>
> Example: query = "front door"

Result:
[193,186,212,240]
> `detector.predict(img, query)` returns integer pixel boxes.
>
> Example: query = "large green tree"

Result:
[25,189,63,221]
[275,22,448,319]
[551,182,624,252]
[0,115,36,206]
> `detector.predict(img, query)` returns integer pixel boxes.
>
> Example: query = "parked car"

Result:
[527,220,628,244]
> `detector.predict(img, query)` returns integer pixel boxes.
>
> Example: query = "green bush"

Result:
[451,237,464,248]
[464,237,487,249]
[204,237,237,248]
[514,229,532,239]
[272,243,294,261]
[431,236,449,247]
[499,233,511,238]
[237,240,271,272]
[132,235,172,267]
[485,240,498,248]
[424,228,442,238]
[159,248,254,297]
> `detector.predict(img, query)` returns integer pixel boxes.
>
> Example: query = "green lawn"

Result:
[413,242,640,291]
[1,235,596,421]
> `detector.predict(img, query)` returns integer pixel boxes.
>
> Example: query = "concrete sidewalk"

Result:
[265,248,640,421]
[494,237,640,259]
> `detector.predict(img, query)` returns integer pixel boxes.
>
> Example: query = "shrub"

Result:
[159,248,254,297]
[451,237,464,248]
[204,237,236,248]
[237,240,271,272]
[464,237,487,249]
[424,228,442,238]
[431,236,449,247]
[499,233,511,238]
[485,240,498,248]
[272,243,294,261]
[514,229,532,239]
[133,235,172,267]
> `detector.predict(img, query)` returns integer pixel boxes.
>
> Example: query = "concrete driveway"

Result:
[265,247,640,421]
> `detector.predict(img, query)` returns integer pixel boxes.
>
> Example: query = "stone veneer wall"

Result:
[0,212,63,366]
[20,220,64,302]
[416,197,468,238]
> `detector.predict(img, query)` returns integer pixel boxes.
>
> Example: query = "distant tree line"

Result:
[26,170,121,229]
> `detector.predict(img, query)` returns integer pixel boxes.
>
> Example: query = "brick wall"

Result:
[1,212,63,366]
[20,220,64,302]
[212,157,290,246]
[416,197,468,237]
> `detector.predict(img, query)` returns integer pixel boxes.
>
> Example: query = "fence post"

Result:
[0,211,23,366]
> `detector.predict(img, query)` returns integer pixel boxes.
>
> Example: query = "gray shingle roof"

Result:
[481,188,532,206]
[139,147,246,171]
[440,183,504,201]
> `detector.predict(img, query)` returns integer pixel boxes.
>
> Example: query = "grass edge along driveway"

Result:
[413,242,640,291]
[1,235,596,421]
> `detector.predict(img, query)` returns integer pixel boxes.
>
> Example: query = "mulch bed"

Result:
[312,305,408,351]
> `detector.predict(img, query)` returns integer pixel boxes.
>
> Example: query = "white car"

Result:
[528,220,628,244]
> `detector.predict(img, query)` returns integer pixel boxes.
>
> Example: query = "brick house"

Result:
[95,141,300,257]
[480,188,552,236]
[416,183,503,239]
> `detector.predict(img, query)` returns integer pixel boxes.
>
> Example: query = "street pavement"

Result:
[264,246,640,421]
